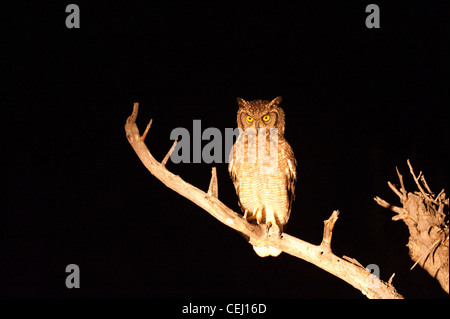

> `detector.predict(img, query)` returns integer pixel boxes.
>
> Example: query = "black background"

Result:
[1,1,448,301]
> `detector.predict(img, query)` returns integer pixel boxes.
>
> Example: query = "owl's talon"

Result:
[265,222,271,238]
[266,222,282,238]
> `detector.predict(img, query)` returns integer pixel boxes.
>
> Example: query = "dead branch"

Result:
[374,160,449,294]
[320,210,339,253]
[125,102,403,299]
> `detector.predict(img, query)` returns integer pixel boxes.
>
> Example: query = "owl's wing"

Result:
[282,142,297,216]
[228,144,240,196]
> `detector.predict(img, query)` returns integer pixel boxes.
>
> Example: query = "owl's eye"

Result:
[246,116,254,123]
[262,115,270,122]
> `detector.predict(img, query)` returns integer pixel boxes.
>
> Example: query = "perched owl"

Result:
[228,96,297,257]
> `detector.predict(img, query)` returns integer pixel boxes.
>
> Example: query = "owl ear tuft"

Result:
[270,96,282,106]
[236,97,249,108]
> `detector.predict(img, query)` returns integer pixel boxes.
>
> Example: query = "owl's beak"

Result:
[255,122,259,130]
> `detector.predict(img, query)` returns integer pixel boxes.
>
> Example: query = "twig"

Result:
[373,196,407,220]
[421,175,434,196]
[388,181,404,200]
[207,167,218,198]
[388,273,396,285]
[342,255,365,268]
[140,119,153,141]
[161,140,177,166]
[395,166,406,197]
[407,159,430,201]
[320,210,339,253]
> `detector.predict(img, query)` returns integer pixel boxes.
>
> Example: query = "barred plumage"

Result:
[229,96,297,257]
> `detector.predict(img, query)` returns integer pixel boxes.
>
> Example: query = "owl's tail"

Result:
[239,230,283,257]
[252,244,282,257]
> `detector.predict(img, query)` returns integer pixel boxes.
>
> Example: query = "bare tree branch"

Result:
[125,102,403,299]
[375,160,449,294]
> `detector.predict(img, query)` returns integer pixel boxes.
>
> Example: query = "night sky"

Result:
[1,0,448,304]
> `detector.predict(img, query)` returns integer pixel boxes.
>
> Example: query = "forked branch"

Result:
[125,102,403,299]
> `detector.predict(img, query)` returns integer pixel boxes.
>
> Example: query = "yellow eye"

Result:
[263,115,270,122]
[246,116,254,123]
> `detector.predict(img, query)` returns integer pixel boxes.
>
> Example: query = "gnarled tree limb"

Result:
[125,102,403,299]
[375,160,449,294]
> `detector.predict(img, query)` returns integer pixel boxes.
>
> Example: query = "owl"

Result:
[228,96,297,257]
